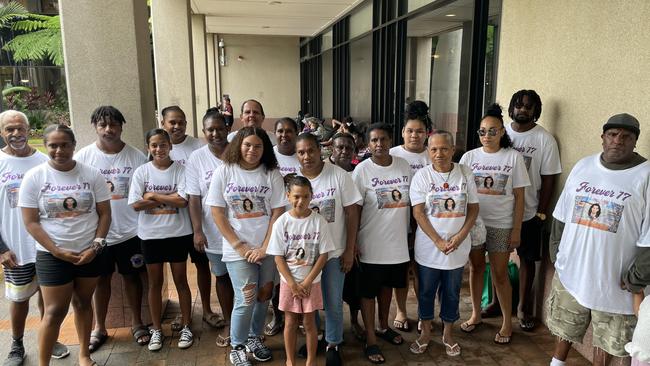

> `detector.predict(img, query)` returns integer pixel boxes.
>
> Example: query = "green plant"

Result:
[2,13,62,66]
[0,2,27,28]
[2,85,30,96]
[24,109,50,129]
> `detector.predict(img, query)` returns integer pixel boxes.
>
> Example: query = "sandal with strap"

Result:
[393,317,411,332]
[88,331,108,353]
[215,334,230,348]
[442,336,461,357]
[494,332,512,345]
[519,317,536,332]
[375,328,403,345]
[409,339,429,354]
[364,344,385,364]
[460,321,483,333]
[131,325,150,346]
[203,313,227,329]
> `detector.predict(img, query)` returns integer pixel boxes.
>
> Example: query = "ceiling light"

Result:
[268,1,282,5]
[445,14,456,17]
[261,26,271,29]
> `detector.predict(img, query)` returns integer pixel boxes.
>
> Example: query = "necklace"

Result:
[433,164,453,189]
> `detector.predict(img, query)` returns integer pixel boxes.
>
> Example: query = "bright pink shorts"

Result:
[278,280,323,313]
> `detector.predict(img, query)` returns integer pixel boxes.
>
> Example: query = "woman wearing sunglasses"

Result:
[458,104,530,345]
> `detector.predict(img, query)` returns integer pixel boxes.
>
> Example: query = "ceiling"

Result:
[192,0,363,37]
[407,0,502,37]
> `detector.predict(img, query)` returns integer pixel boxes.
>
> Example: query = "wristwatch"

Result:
[535,212,547,221]
[91,238,107,254]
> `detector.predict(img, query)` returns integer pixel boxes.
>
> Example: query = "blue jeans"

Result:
[417,264,464,323]
[321,257,345,345]
[226,256,276,346]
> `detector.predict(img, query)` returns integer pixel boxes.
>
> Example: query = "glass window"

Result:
[408,0,436,13]
[349,34,372,122]
[322,50,333,119]
[322,30,333,52]
[349,1,373,39]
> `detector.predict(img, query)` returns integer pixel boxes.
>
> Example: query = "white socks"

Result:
[550,357,566,366]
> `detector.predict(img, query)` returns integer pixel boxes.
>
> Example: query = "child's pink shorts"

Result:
[278,281,323,313]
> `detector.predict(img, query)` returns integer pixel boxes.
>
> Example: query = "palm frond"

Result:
[0,1,27,27]
[2,27,63,66]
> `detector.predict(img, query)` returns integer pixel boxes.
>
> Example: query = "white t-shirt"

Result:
[170,135,204,166]
[266,211,335,283]
[410,163,479,270]
[297,163,362,258]
[18,162,111,253]
[353,157,412,264]
[626,296,650,362]
[227,130,278,146]
[273,146,301,177]
[460,147,530,228]
[185,146,224,254]
[0,150,49,264]
[127,161,192,240]
[206,164,287,262]
[389,146,431,175]
[505,123,562,220]
[74,143,147,245]
[553,154,650,315]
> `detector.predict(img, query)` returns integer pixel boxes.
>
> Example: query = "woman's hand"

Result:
[434,238,449,253]
[508,228,521,250]
[143,192,157,201]
[75,247,97,265]
[246,247,267,264]
[289,281,308,298]
[234,242,253,259]
[299,279,313,296]
[53,247,82,264]
[193,231,207,252]
[445,233,467,254]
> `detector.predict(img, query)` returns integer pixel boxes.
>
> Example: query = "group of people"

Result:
[0,91,648,366]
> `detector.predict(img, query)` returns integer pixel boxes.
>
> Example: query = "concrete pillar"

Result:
[207,34,218,107]
[59,0,161,328]
[151,0,197,136]
[192,14,210,119]
[59,0,156,151]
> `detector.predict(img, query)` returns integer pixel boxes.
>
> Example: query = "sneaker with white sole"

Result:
[51,341,70,359]
[148,329,164,351]
[3,340,24,366]
[229,345,252,366]
[245,336,272,362]
[177,326,194,349]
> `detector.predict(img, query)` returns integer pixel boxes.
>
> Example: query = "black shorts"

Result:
[141,234,192,264]
[99,236,146,276]
[517,217,543,262]
[189,245,209,264]
[342,261,362,311]
[36,250,104,286]
[358,261,409,299]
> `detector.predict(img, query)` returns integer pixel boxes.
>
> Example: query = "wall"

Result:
[219,35,300,125]
[496,0,650,363]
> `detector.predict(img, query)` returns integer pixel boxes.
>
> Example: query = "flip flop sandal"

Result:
[442,336,461,357]
[88,331,108,353]
[409,339,429,354]
[519,318,536,332]
[215,334,230,348]
[460,321,483,333]
[264,318,284,336]
[375,328,403,345]
[364,344,385,364]
[170,314,182,331]
[494,332,512,345]
[131,325,150,346]
[393,318,411,332]
[203,314,227,329]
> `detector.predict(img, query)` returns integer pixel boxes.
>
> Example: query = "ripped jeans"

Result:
[226,256,277,346]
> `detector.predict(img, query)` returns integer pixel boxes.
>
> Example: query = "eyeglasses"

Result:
[477,128,501,137]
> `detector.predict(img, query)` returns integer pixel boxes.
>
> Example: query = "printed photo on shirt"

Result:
[108,176,130,200]
[228,195,267,219]
[286,241,319,267]
[44,191,93,218]
[6,182,19,208]
[523,155,532,171]
[145,203,179,216]
[311,198,335,223]
[474,173,508,195]
[375,185,410,209]
[571,195,623,233]
[429,193,467,218]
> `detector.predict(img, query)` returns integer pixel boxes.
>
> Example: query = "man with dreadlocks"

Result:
[502,90,561,331]
[75,106,150,351]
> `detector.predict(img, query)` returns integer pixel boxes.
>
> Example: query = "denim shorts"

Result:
[416,263,464,323]
[205,252,228,277]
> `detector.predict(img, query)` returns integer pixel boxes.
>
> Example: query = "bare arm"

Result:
[447,203,479,252]
[76,200,112,265]
[509,187,525,249]
[275,255,308,298]
[144,192,188,208]
[131,199,163,211]
[302,253,329,287]
[189,195,207,252]
[248,207,285,263]
[412,203,447,252]
[538,174,558,215]
[340,204,360,273]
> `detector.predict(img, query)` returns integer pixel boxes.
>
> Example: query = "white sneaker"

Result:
[148,329,163,351]
[229,345,252,366]
[178,326,194,349]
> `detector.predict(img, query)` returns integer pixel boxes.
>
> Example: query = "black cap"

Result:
[603,113,640,138]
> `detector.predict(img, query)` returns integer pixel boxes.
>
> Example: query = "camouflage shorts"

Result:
[545,272,636,357]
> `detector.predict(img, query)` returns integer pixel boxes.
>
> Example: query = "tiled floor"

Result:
[0,266,591,365]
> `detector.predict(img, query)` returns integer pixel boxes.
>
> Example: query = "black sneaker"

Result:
[229,345,252,366]
[245,336,272,362]
[326,345,343,366]
[4,340,25,366]
[298,336,327,358]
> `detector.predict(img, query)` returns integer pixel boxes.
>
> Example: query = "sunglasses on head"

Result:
[477,128,501,137]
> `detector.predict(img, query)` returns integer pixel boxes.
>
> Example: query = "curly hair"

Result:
[222,127,277,172]
[482,103,513,149]
[508,89,542,122]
